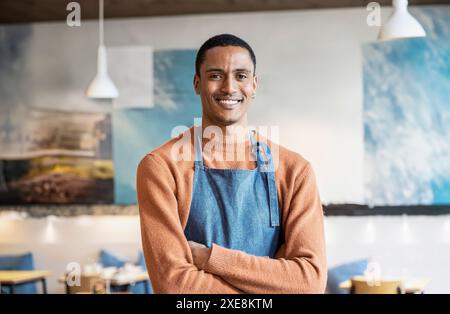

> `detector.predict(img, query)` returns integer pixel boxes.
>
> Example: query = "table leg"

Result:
[10,284,15,294]
[41,278,48,294]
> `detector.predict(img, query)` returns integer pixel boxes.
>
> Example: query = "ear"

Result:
[193,74,200,95]
[252,75,258,95]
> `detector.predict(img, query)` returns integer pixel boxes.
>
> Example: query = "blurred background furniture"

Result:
[58,271,150,294]
[326,258,369,294]
[0,252,48,294]
[99,250,152,294]
[57,249,152,294]
[0,270,51,294]
[59,274,106,294]
[350,277,402,294]
[339,276,431,294]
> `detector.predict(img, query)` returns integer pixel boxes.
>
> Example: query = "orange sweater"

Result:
[136,127,327,294]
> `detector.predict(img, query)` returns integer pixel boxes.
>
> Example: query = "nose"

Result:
[220,74,237,94]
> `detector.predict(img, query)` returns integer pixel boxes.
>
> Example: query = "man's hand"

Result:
[188,240,211,269]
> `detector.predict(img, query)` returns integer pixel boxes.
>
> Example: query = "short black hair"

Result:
[195,34,256,77]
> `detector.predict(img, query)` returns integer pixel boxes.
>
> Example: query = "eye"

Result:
[237,73,247,80]
[209,74,222,80]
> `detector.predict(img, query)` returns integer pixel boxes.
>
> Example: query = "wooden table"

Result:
[58,272,150,294]
[338,276,431,294]
[0,270,51,294]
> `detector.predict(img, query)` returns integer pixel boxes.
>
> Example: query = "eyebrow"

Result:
[205,68,252,74]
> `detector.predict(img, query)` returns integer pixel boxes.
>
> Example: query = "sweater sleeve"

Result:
[201,163,327,294]
[137,154,242,294]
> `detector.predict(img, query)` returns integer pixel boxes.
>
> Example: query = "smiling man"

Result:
[137,34,327,293]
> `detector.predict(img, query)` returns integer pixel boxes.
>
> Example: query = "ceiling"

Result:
[0,0,447,24]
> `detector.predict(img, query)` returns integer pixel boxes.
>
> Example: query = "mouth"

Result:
[214,97,244,110]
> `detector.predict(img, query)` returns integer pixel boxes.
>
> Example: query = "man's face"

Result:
[194,46,257,127]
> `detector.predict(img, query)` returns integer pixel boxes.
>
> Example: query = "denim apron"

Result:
[184,125,282,257]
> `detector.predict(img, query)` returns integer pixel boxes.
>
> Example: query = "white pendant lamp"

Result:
[378,0,426,41]
[86,0,118,99]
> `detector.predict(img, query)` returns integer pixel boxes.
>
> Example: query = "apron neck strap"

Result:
[194,125,203,166]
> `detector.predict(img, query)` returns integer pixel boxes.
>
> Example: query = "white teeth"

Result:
[217,99,240,105]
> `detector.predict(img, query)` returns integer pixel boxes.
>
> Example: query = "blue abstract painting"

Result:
[113,50,201,204]
[363,7,450,206]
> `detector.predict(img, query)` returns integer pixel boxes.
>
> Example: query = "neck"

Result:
[201,116,250,144]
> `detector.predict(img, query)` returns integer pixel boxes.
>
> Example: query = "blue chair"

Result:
[99,250,126,268]
[0,252,37,294]
[327,258,369,294]
[99,250,152,294]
